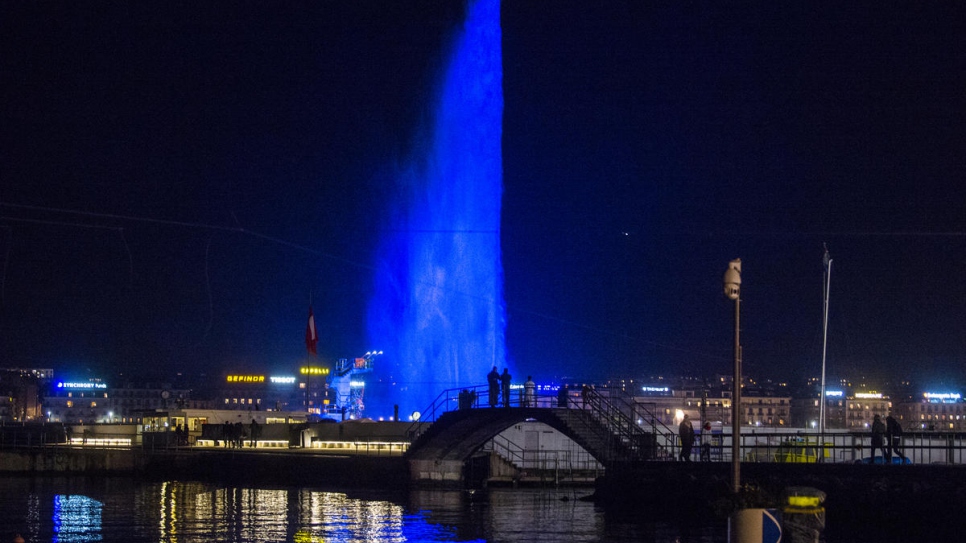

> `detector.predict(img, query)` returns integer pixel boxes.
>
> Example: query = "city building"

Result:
[0,367,50,422]
[44,379,112,424]
[844,392,892,430]
[112,381,204,423]
[893,392,965,432]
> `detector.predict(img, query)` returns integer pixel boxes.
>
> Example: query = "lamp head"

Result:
[723,258,741,300]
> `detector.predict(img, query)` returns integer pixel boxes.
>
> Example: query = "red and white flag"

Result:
[305,306,318,356]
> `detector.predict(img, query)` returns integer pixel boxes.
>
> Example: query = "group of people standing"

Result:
[870,414,905,463]
[486,367,536,407]
[487,367,511,407]
[219,420,260,449]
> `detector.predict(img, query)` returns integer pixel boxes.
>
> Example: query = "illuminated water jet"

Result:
[367,0,506,415]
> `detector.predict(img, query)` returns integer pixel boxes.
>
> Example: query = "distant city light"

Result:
[642,386,669,393]
[854,392,882,399]
[924,392,961,402]
[825,390,843,397]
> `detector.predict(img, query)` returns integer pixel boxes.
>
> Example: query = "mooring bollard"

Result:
[782,486,826,543]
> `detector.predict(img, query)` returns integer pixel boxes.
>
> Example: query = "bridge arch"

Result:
[406,406,650,486]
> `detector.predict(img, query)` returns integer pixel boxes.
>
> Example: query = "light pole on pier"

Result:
[819,245,832,439]
[723,258,742,494]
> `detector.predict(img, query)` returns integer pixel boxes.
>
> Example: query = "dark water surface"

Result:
[0,476,730,542]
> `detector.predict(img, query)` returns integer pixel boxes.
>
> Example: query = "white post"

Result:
[819,247,832,441]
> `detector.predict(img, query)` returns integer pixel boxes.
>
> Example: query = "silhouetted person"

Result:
[886,415,904,463]
[250,419,259,448]
[500,368,512,407]
[234,422,244,448]
[679,414,694,462]
[487,366,500,407]
[870,414,886,463]
[523,376,535,407]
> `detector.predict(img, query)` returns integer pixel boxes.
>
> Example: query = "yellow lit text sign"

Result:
[300,366,330,376]
[226,375,265,383]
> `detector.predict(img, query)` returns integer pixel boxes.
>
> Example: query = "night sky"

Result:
[2,2,964,392]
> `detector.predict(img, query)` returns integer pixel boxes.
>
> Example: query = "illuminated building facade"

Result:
[44,380,111,423]
[632,387,734,429]
[632,384,789,429]
[894,392,965,432]
[299,365,332,416]
[217,373,302,413]
[844,392,892,429]
[741,394,792,427]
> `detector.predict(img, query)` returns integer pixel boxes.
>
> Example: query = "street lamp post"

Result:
[819,246,832,439]
[723,258,742,494]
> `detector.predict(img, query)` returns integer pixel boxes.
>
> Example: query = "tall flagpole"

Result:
[819,245,832,439]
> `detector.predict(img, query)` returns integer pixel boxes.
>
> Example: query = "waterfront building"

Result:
[893,392,965,432]
[215,372,303,413]
[44,379,112,424]
[844,392,892,429]
[741,393,792,427]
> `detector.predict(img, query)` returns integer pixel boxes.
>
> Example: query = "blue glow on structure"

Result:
[367,0,506,414]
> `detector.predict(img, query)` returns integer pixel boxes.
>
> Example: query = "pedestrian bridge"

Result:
[405,385,671,485]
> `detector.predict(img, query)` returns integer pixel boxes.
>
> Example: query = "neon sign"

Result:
[854,392,882,399]
[57,382,107,389]
[924,392,961,402]
[642,386,669,393]
[300,366,330,376]
[825,391,843,397]
[270,376,296,384]
[226,375,265,383]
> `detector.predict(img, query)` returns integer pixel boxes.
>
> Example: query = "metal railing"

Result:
[663,429,966,465]
[405,386,966,466]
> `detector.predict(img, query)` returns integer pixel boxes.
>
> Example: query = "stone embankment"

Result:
[0,447,409,489]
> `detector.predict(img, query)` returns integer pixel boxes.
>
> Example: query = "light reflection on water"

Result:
[0,477,724,542]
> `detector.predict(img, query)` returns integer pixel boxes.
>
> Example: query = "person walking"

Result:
[523,376,536,407]
[500,368,512,407]
[870,414,886,463]
[678,414,695,462]
[487,366,500,408]
[700,421,713,461]
[885,415,905,463]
